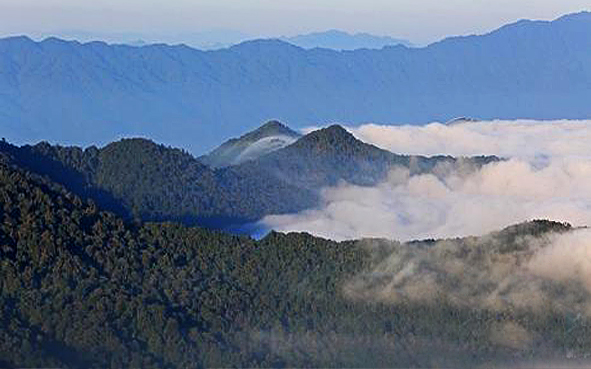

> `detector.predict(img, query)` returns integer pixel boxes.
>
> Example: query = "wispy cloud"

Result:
[345,228,591,316]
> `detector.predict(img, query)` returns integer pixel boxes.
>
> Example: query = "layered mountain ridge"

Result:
[279,29,413,50]
[1,11,590,153]
[0,122,499,231]
[0,149,588,368]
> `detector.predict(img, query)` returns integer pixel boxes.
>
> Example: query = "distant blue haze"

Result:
[0,12,590,154]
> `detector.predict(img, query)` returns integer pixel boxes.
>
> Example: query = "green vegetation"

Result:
[0,152,367,368]
[1,150,590,368]
[234,125,499,190]
[0,126,498,231]
[0,138,317,225]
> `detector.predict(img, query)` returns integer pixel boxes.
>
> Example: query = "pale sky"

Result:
[1,0,589,44]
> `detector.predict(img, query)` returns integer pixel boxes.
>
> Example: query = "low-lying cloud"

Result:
[348,119,591,158]
[263,120,591,241]
[345,227,591,316]
[269,119,591,363]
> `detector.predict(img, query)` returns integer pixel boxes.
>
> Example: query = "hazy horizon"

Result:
[1,1,589,46]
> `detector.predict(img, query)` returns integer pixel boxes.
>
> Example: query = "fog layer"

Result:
[263,120,591,241]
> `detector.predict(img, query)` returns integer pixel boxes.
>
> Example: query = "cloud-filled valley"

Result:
[263,120,591,241]
[349,119,591,159]
[4,7,591,368]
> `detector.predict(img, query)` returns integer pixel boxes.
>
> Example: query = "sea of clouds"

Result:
[263,119,591,241]
[260,119,591,361]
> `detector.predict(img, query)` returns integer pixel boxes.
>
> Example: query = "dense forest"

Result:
[0,137,316,226]
[0,124,498,232]
[1,147,590,368]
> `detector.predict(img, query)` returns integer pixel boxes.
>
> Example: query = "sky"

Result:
[1,0,589,45]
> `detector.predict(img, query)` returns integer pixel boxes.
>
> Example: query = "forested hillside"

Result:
[0,138,317,226]
[1,150,590,368]
[0,127,498,231]
[233,125,498,190]
[0,150,369,367]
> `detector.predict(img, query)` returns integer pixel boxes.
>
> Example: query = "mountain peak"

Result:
[325,124,351,133]
[288,124,363,153]
[2,35,35,44]
[259,119,287,129]
[281,30,413,50]
[101,138,195,161]
[199,121,301,168]
[306,124,355,141]
[555,10,591,23]
[105,137,157,148]
[250,120,299,138]
[231,38,301,51]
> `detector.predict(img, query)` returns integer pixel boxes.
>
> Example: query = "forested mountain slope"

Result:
[0,138,315,225]
[233,125,498,190]
[1,151,589,368]
[0,126,498,229]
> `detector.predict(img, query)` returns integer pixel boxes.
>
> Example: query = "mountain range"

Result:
[27,29,410,51]
[0,121,498,232]
[0,145,586,367]
[279,30,413,50]
[0,12,589,154]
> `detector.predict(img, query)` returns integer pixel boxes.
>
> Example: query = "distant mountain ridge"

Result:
[1,11,590,154]
[28,29,412,50]
[280,30,413,50]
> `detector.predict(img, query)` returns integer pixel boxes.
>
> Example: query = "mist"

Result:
[263,120,591,241]
[346,227,591,314]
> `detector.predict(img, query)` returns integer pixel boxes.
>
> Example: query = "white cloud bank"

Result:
[263,120,591,241]
[349,119,591,159]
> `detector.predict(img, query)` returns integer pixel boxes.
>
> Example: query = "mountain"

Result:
[0,126,498,231]
[199,120,301,168]
[29,29,251,50]
[0,138,317,225]
[0,150,367,368]
[280,30,413,50]
[0,154,588,367]
[0,12,589,154]
[233,124,498,190]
